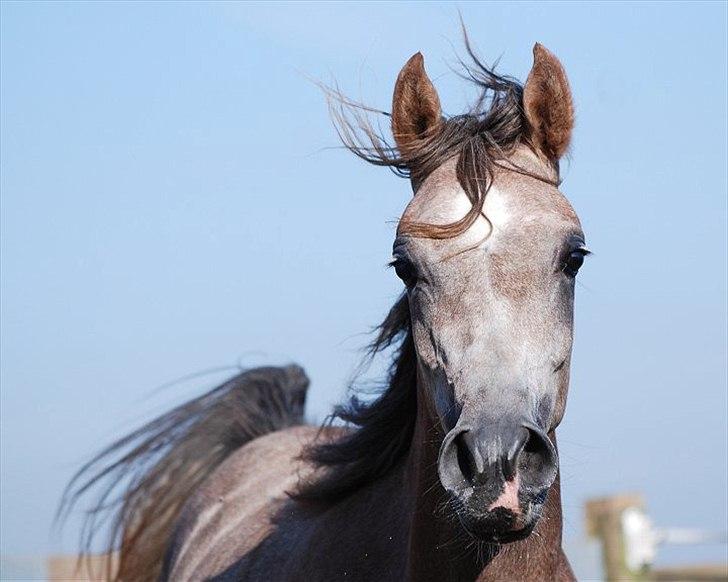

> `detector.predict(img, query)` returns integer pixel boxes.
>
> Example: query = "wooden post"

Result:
[651,564,728,581]
[585,493,650,581]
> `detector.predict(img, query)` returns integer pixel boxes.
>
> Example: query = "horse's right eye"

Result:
[390,257,417,288]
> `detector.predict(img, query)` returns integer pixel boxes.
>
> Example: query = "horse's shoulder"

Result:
[165,424,343,580]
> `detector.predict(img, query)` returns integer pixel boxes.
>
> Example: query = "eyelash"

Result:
[390,257,417,288]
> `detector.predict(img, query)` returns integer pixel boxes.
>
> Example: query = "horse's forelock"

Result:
[322,27,558,242]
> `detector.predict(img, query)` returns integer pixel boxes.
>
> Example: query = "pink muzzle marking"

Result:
[488,473,521,514]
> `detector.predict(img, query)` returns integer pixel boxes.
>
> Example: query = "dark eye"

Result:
[391,257,417,288]
[563,249,588,277]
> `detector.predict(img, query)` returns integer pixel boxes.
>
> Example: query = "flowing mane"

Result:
[297,294,414,501]
[298,34,560,502]
[58,366,310,581]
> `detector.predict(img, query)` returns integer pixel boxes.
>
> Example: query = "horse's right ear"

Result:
[391,53,442,158]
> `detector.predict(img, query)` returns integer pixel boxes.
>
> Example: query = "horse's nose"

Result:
[438,422,557,500]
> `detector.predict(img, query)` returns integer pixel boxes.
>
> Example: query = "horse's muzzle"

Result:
[437,419,558,542]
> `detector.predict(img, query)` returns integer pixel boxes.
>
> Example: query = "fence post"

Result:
[585,493,651,581]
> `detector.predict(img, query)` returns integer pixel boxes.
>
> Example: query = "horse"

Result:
[61,35,588,582]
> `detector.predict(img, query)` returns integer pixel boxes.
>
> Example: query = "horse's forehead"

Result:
[495,167,579,226]
[399,160,580,246]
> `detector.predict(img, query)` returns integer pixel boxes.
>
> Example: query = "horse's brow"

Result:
[392,236,414,253]
[565,230,587,246]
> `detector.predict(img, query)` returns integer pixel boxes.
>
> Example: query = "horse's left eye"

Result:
[563,250,587,277]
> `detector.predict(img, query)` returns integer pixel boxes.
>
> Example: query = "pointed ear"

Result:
[523,43,574,160]
[391,52,442,157]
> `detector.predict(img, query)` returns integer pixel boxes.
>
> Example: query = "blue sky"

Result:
[1,1,726,567]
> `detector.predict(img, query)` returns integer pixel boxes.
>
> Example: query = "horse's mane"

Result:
[297,294,415,501]
[57,365,310,582]
[297,32,557,501]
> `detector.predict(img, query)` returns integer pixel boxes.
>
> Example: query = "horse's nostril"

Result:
[455,431,477,485]
[438,422,558,494]
[519,425,557,487]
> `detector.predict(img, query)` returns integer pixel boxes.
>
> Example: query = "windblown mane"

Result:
[297,294,414,501]
[298,33,559,501]
[58,365,309,582]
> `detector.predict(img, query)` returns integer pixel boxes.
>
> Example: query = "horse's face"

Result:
[395,151,584,541]
[391,46,582,542]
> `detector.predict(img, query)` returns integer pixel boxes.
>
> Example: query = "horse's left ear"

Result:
[523,43,574,160]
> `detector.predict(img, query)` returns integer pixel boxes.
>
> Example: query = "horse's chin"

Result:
[458,513,536,544]
[453,500,541,544]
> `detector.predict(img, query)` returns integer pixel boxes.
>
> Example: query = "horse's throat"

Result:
[402,384,486,581]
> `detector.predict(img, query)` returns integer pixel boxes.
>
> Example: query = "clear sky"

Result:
[1,0,726,568]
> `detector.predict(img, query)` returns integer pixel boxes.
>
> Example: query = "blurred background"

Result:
[1,1,726,579]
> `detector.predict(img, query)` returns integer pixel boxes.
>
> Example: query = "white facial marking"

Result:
[435,183,512,249]
[488,473,521,514]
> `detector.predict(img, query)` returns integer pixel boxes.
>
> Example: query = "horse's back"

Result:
[164,425,322,580]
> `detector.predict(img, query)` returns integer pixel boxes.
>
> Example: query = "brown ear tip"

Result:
[532,42,552,59]
[533,42,551,58]
[406,52,425,69]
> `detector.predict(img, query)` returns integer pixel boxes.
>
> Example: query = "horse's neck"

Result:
[402,381,566,582]
[401,390,484,581]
